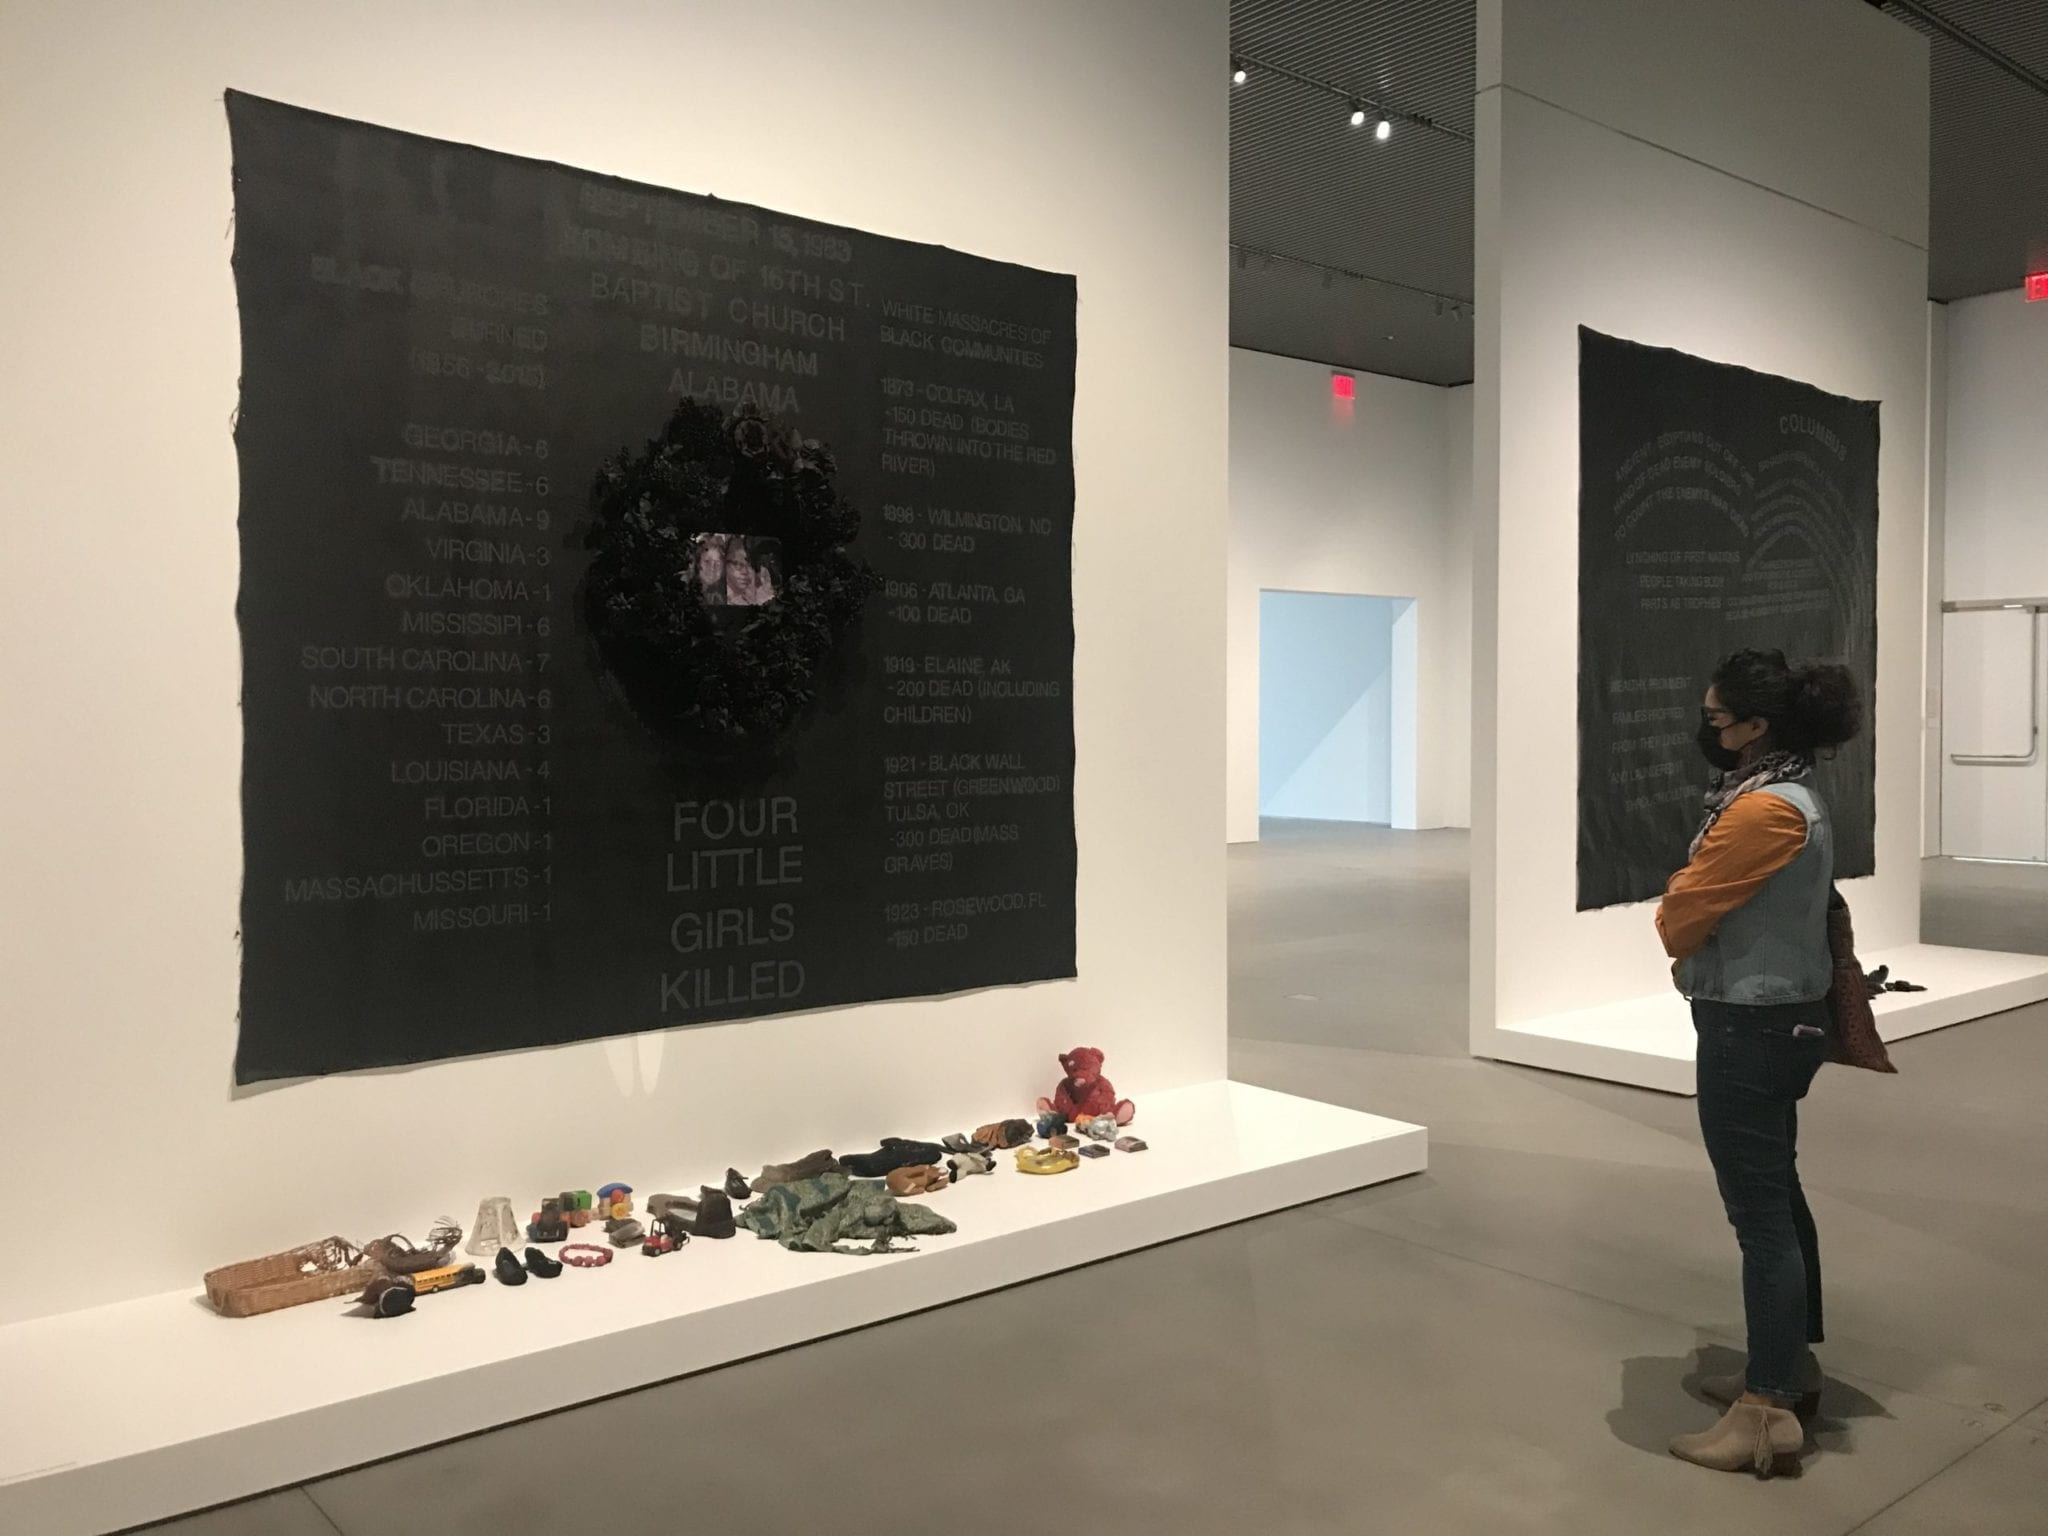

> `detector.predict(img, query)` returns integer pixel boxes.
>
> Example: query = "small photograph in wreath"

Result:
[687,532,783,611]
[584,399,881,759]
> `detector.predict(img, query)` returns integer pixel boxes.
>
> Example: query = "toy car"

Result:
[410,1262,486,1294]
[527,1197,569,1243]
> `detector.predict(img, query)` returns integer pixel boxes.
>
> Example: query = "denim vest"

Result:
[1677,782,1835,1006]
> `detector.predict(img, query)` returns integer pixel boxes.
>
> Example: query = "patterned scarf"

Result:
[1689,750,1812,859]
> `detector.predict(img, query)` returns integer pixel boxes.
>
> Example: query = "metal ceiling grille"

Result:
[1879,0,2048,298]
[1230,0,1477,385]
[1230,0,2048,383]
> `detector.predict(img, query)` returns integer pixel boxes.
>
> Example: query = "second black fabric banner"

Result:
[1577,328,1878,912]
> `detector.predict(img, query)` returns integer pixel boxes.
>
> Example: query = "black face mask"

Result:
[1697,713,1742,772]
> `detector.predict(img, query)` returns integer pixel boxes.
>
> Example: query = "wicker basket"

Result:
[203,1237,379,1317]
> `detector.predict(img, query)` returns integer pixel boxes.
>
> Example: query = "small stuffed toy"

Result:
[947,1150,996,1180]
[1038,1047,1135,1127]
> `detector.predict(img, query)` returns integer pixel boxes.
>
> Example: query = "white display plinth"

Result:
[1485,944,2048,1093]
[0,1081,1425,1536]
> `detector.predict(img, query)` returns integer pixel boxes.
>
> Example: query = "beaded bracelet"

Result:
[559,1244,612,1268]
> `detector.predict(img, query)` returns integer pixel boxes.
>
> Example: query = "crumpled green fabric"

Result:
[739,1173,957,1256]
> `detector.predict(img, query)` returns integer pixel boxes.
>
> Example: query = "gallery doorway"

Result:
[1256,589,1419,828]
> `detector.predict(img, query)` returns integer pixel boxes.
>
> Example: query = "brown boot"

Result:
[1700,1353,1823,1420]
[1670,1400,1805,1477]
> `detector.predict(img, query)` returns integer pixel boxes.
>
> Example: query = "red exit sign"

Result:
[2028,272,2048,303]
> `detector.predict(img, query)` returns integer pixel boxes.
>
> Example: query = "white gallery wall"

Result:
[1937,288,2048,859]
[1924,301,1949,854]
[1472,0,1930,1043]
[1944,290,2048,598]
[0,0,1228,1326]
[1228,348,1473,839]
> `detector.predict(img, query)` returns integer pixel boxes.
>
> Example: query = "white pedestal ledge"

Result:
[1482,943,2048,1094]
[0,1080,1425,1536]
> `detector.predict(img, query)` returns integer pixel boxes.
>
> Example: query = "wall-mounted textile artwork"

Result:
[1577,328,1878,912]
[229,93,1077,1083]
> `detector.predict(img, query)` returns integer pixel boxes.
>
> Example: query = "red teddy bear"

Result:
[1038,1047,1136,1126]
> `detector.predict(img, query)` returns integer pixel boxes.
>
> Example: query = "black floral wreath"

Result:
[582,399,880,754]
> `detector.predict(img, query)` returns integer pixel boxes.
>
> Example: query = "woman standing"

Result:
[1656,648,1863,1477]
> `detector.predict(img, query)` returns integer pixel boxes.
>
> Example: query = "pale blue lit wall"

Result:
[1258,591,1405,823]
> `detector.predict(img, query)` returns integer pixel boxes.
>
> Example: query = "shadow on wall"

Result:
[1258,590,1412,824]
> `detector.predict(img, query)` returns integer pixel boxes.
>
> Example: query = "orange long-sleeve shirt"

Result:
[1656,792,1811,960]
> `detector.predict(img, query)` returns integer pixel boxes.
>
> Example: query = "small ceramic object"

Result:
[493,1248,529,1286]
[465,1196,520,1257]
[972,1120,1034,1151]
[359,1275,417,1318]
[1079,1144,1111,1160]
[607,1220,645,1247]
[559,1244,612,1268]
[1084,1116,1117,1143]
[941,1132,977,1154]
[366,1219,462,1275]
[887,1165,949,1197]
[1035,1110,1068,1139]
[1015,1146,1080,1176]
[646,1193,697,1223]
[1048,1134,1080,1151]
[641,1232,685,1257]
[1115,1137,1149,1154]
[947,1150,995,1180]
[597,1182,633,1218]
[524,1246,563,1279]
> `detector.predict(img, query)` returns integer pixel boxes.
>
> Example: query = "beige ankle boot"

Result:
[1700,1353,1823,1419]
[1670,1400,1805,1477]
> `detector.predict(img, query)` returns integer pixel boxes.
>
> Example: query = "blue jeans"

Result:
[1693,997,1829,1400]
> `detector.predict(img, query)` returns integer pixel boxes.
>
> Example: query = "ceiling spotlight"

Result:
[1350,103,1367,127]
[1232,59,1247,85]
[1375,116,1392,142]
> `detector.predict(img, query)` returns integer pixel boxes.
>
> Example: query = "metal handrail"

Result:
[1944,601,2041,768]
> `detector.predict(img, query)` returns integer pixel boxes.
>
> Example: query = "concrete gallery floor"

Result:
[150,828,2048,1536]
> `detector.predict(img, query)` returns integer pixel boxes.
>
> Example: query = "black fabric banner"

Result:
[230,94,1077,1082]
[1577,328,1878,911]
